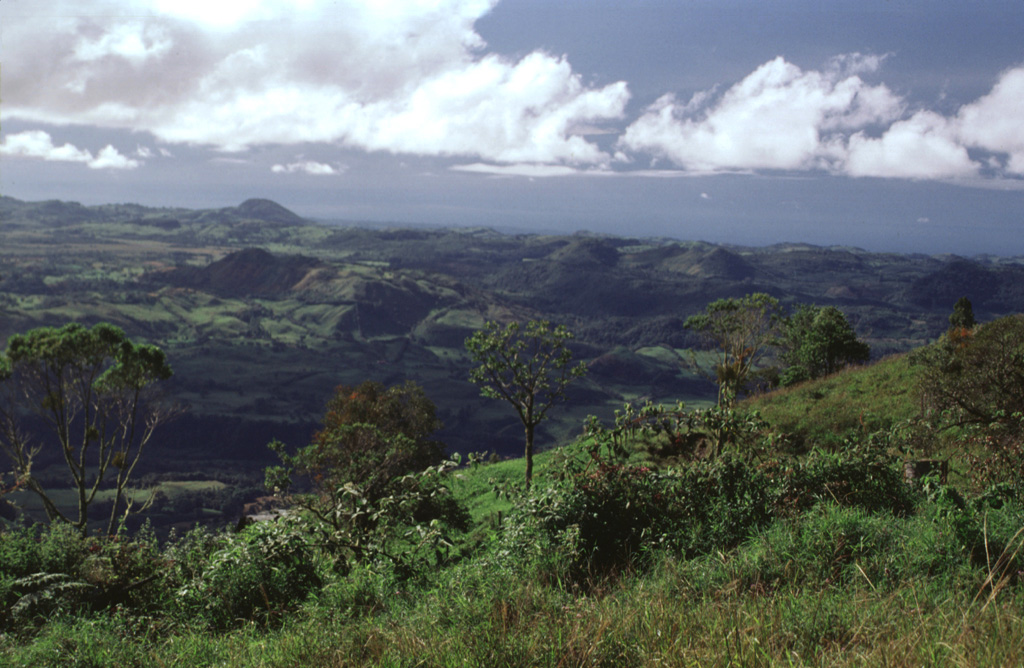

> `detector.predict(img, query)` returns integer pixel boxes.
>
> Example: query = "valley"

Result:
[3,195,1024,527]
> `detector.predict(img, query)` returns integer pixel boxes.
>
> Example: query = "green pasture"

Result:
[745,353,923,449]
[7,479,229,521]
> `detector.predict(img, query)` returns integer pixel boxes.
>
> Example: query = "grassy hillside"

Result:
[744,353,924,450]
[6,196,1024,665]
[4,319,1024,665]
[4,407,1024,667]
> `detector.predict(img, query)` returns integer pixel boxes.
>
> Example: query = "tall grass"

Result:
[4,493,1023,667]
[745,353,923,450]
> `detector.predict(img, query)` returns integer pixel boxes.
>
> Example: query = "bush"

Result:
[538,462,678,581]
[669,456,774,557]
[770,448,919,516]
[1,523,168,630]
[38,522,90,575]
[501,454,773,585]
[915,315,1024,429]
[0,526,43,580]
[170,519,321,630]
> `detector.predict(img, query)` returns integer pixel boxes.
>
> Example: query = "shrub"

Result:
[0,526,43,580]
[915,315,1024,429]
[81,524,167,612]
[1,523,170,631]
[38,522,90,575]
[770,448,919,516]
[171,519,321,630]
[501,453,773,585]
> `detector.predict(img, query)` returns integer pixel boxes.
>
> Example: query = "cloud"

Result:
[72,22,173,67]
[619,55,1024,182]
[271,161,342,175]
[88,145,142,170]
[0,130,94,163]
[451,162,585,177]
[619,55,903,173]
[2,0,627,165]
[956,66,1024,175]
[845,111,978,179]
[6,1,1021,184]
[0,130,140,169]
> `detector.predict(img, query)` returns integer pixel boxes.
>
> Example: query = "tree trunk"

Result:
[77,485,89,535]
[524,422,535,491]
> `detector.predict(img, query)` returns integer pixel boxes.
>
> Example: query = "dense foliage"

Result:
[273,380,445,502]
[779,304,870,386]
[3,426,1023,664]
[915,314,1024,428]
[265,381,467,575]
[914,314,1024,492]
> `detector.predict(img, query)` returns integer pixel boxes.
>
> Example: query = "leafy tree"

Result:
[947,296,977,350]
[949,296,977,331]
[915,314,1024,489]
[684,293,784,405]
[916,314,1024,428]
[0,323,173,534]
[465,320,587,489]
[780,305,870,386]
[266,381,466,572]
[310,380,443,499]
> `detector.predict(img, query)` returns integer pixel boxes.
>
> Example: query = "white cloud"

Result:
[73,22,172,66]
[842,66,1024,179]
[1,130,94,163]
[845,111,978,179]
[619,55,1024,182]
[619,56,903,173]
[6,1,1021,184]
[956,66,1024,175]
[88,145,141,170]
[0,130,140,169]
[2,0,627,166]
[345,53,628,165]
[271,161,342,175]
[451,162,585,177]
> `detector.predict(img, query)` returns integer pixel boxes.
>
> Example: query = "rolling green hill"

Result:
[3,194,1023,488]
[744,353,924,451]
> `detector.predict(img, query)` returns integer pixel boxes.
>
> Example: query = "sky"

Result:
[2,0,1023,255]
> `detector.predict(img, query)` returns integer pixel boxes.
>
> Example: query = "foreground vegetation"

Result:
[2,443,1023,667]
[4,364,1024,667]
[2,232,1023,665]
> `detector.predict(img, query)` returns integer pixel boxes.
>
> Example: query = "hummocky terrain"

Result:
[3,195,1023,471]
